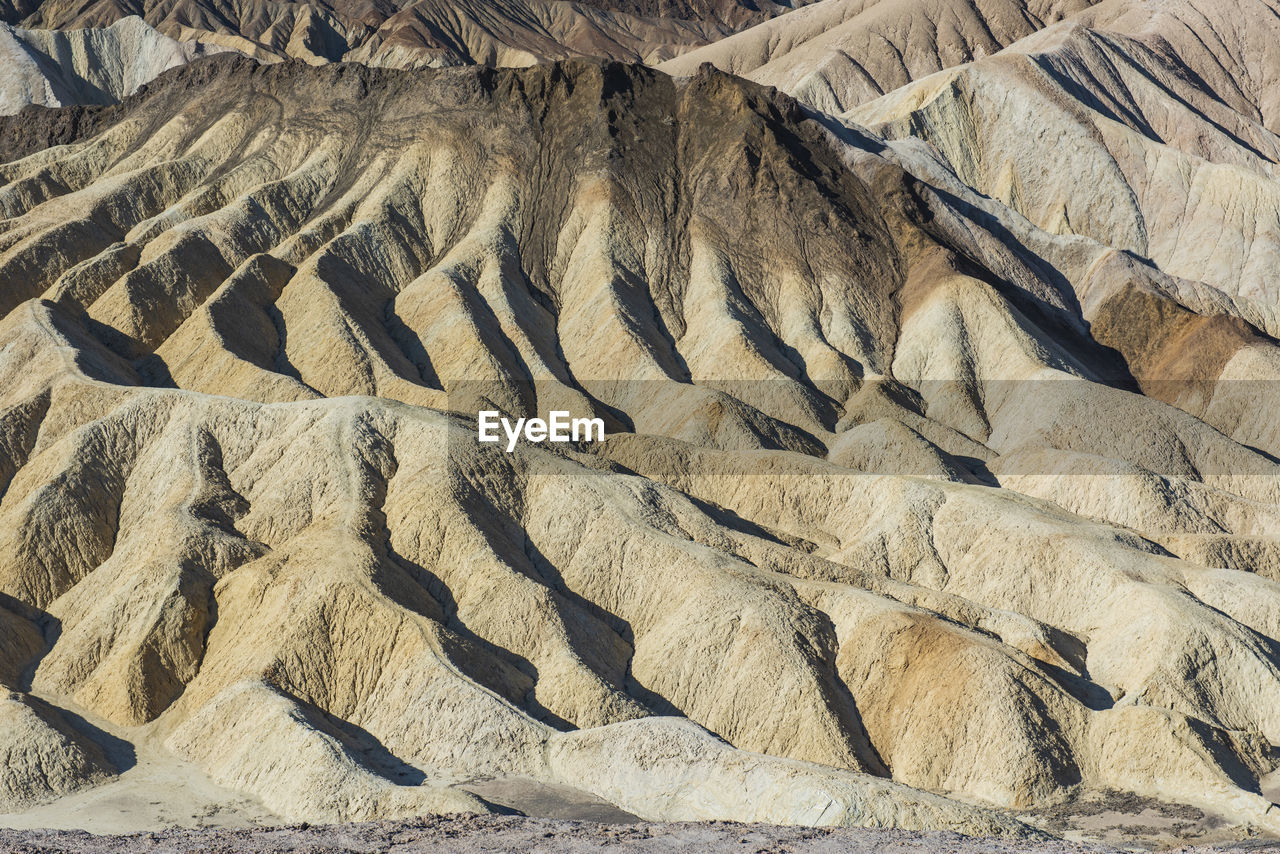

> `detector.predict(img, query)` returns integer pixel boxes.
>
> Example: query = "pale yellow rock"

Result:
[0,52,1278,841]
[0,692,114,811]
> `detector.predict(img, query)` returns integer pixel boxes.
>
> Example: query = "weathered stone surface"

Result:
[0,16,227,115]
[0,44,1277,842]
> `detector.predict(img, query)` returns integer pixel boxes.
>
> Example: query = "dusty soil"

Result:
[1019,789,1278,851]
[0,816,1107,853]
[3,815,1279,854]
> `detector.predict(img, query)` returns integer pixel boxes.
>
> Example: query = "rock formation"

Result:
[3,0,805,70]
[658,0,1096,111]
[846,0,1280,328]
[0,0,1279,841]
[0,16,228,115]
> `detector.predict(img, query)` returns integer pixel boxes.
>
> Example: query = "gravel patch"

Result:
[0,815,1218,854]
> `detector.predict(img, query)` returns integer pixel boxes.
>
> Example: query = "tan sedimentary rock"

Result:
[0,692,115,811]
[657,0,1096,112]
[7,0,798,71]
[848,0,1280,308]
[0,49,1277,838]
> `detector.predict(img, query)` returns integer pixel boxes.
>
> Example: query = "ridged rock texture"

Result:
[0,0,1279,838]
[1,0,807,71]
[658,0,1097,111]
[0,16,227,115]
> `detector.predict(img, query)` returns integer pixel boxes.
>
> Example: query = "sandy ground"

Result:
[460,778,638,824]
[0,735,274,833]
[0,692,275,834]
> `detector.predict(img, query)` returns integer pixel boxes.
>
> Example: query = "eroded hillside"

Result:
[1,0,808,72]
[0,53,1277,841]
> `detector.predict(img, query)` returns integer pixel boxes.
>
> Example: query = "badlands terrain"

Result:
[1,0,1280,847]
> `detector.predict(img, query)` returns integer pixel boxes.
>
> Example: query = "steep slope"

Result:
[657,0,1096,112]
[572,0,804,30]
[846,0,1280,378]
[6,0,805,69]
[339,0,723,68]
[0,16,228,115]
[660,0,1280,472]
[1,55,1279,838]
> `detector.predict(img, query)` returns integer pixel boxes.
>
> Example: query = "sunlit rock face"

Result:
[0,0,1278,838]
